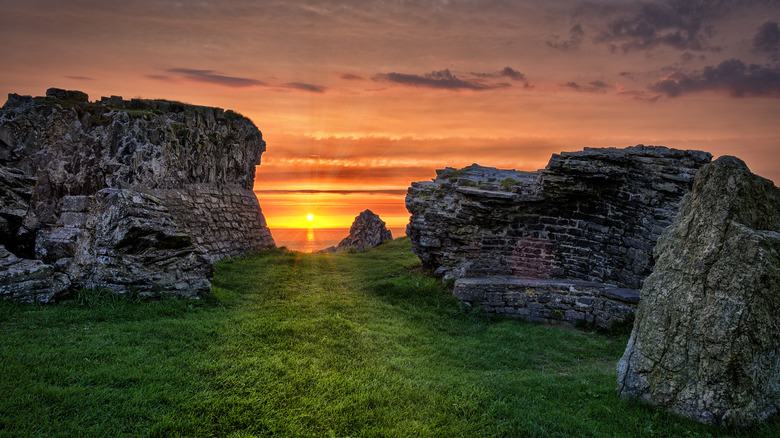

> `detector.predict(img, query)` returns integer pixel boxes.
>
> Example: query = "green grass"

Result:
[1,237,777,437]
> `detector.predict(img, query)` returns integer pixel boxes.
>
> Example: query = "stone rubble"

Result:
[406,145,712,327]
[0,88,274,301]
[617,156,780,427]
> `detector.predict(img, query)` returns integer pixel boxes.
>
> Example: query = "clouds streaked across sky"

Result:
[1,0,779,228]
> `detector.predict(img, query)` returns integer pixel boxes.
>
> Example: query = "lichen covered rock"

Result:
[617,156,780,427]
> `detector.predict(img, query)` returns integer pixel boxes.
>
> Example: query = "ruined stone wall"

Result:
[0,88,274,301]
[159,185,273,262]
[406,145,712,325]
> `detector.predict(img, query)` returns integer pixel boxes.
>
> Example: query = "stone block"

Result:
[61,195,93,213]
[35,227,83,263]
[60,212,89,227]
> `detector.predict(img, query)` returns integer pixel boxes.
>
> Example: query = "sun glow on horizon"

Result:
[306,213,314,222]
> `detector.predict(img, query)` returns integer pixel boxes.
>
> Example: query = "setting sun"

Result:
[306,213,314,222]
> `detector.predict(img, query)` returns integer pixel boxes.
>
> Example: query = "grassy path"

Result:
[0,238,776,437]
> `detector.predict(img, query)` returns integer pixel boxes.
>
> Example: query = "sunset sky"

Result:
[2,0,779,229]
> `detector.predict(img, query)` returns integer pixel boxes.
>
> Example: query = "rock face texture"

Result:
[0,88,274,301]
[406,145,712,326]
[617,156,780,427]
[332,210,393,252]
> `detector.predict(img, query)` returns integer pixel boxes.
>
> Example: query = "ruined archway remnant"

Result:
[405,145,712,327]
[617,156,780,427]
[0,89,274,301]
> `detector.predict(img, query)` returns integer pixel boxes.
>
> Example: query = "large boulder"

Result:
[617,156,780,427]
[336,210,393,251]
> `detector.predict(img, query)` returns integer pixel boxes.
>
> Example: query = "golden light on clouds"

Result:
[2,1,779,230]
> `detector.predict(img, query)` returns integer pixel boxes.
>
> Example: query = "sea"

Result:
[270,227,408,253]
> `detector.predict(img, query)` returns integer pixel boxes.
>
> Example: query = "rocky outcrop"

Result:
[406,145,712,326]
[0,88,274,301]
[617,156,780,427]
[318,210,393,253]
[337,210,393,251]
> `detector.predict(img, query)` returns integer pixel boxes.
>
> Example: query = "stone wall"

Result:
[406,145,712,326]
[158,185,272,262]
[455,277,638,327]
[0,88,274,301]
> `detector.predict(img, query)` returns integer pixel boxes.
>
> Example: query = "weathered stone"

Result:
[0,89,275,301]
[61,195,92,213]
[454,276,637,327]
[0,166,37,256]
[617,156,780,427]
[335,209,393,251]
[35,227,83,264]
[406,145,711,325]
[68,189,213,297]
[0,245,70,302]
[45,88,88,104]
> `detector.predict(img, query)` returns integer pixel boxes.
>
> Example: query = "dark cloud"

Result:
[146,74,174,82]
[595,1,721,53]
[65,75,93,81]
[284,82,326,93]
[470,66,528,86]
[753,20,780,53]
[373,68,511,90]
[373,67,528,90]
[649,58,780,98]
[616,88,662,102]
[498,66,526,81]
[547,23,585,51]
[340,73,365,81]
[566,80,609,93]
[166,68,266,88]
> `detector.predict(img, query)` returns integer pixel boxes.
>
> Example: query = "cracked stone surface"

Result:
[617,156,780,427]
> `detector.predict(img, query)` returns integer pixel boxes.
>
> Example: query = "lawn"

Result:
[0,237,776,437]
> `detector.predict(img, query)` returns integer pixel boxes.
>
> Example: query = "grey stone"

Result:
[35,227,83,263]
[61,195,93,213]
[45,88,88,103]
[70,189,213,297]
[406,145,711,324]
[60,212,89,228]
[0,166,36,256]
[617,156,780,427]
[0,245,70,302]
[453,276,637,328]
[0,89,276,301]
